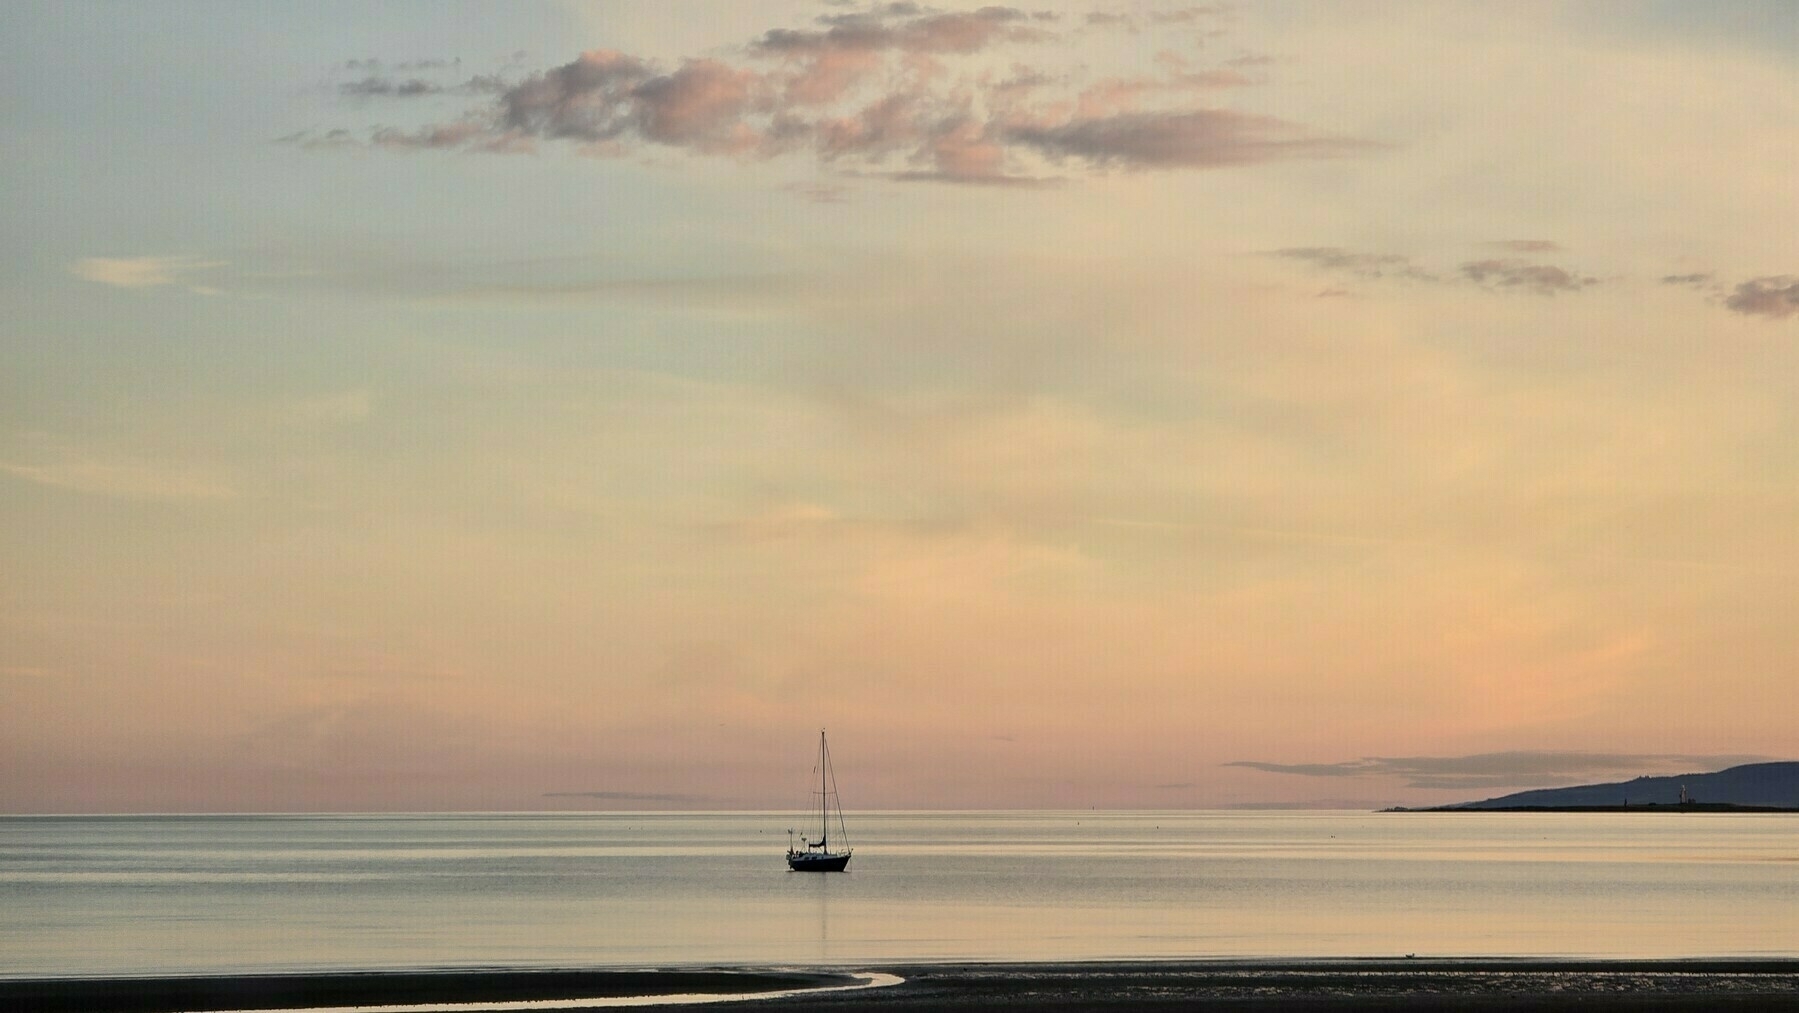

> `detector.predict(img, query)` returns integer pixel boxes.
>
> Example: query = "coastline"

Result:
[10,960,1799,1012]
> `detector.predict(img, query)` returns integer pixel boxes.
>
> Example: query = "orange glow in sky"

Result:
[3,2,1796,812]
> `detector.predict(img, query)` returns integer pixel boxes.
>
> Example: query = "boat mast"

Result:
[818,730,828,849]
[820,730,850,854]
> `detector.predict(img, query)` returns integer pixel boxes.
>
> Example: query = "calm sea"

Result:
[3,811,1796,977]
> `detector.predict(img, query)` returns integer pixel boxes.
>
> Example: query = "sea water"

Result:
[3,811,1796,976]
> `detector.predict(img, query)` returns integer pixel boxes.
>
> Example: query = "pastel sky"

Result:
[4,2,1797,813]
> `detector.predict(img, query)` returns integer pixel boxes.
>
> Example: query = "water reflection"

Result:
[3,811,1797,975]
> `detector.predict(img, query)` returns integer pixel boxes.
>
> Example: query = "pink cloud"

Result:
[322,7,1377,185]
[779,47,884,105]
[632,59,763,153]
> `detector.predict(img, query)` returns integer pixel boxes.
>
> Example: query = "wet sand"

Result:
[8,960,1799,1012]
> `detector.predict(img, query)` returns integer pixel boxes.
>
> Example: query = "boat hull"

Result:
[787,851,850,872]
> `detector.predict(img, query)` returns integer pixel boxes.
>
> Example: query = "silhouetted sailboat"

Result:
[786,730,851,872]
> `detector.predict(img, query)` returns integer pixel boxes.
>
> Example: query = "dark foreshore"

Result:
[0,968,854,1012]
[11,960,1799,1012]
[1384,803,1799,813]
[785,960,1799,1010]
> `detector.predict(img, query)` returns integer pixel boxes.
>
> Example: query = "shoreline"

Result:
[10,960,1799,1012]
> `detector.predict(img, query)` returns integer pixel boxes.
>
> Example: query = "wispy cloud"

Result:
[1225,752,1774,790]
[1724,276,1799,319]
[1655,271,1799,319]
[1484,239,1562,253]
[1458,259,1598,295]
[0,456,237,502]
[333,54,506,99]
[1080,6,1231,35]
[1271,247,1437,281]
[1278,248,1794,317]
[0,434,237,502]
[1660,272,1714,286]
[1006,109,1372,169]
[344,58,463,73]
[755,5,1048,55]
[340,76,443,98]
[1272,246,1601,294]
[69,255,224,291]
[298,5,1377,185]
[277,128,360,150]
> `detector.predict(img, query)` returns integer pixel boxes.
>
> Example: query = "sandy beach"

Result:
[9,960,1799,1012]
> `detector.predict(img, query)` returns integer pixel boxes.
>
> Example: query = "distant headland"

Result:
[1385,760,1799,812]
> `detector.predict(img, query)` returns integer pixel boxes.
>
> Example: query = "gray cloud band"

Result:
[1725,277,1799,319]
[1224,752,1774,789]
[1278,246,1798,315]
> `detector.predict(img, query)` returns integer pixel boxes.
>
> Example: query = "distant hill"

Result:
[1442,761,1799,810]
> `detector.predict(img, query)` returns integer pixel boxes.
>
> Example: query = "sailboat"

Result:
[786,730,852,872]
